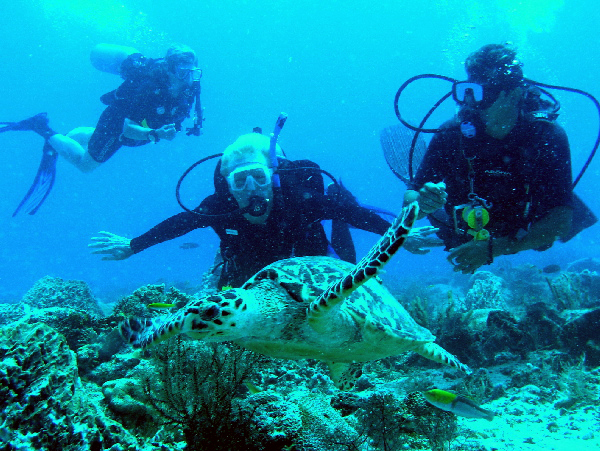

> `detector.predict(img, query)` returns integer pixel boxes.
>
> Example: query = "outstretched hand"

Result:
[403,226,444,255]
[156,123,177,141]
[89,231,134,261]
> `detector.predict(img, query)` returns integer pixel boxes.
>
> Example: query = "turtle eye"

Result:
[201,304,220,321]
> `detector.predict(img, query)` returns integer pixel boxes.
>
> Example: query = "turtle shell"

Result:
[242,256,435,344]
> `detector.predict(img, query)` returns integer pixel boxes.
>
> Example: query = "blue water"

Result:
[1,0,599,301]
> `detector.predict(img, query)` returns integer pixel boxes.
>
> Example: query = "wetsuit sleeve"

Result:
[129,197,216,254]
[531,122,573,216]
[411,128,454,190]
[318,194,391,235]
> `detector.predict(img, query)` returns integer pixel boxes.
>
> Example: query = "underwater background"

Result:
[1,0,599,301]
[2,2,600,450]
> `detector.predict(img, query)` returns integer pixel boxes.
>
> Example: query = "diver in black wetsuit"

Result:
[404,44,575,274]
[89,133,392,288]
[0,44,200,215]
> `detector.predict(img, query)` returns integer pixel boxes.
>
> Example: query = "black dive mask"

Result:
[452,81,503,110]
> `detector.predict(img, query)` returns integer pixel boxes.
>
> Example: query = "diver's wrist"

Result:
[492,236,520,257]
[147,129,160,143]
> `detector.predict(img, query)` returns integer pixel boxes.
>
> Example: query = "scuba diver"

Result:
[397,43,597,274]
[88,130,398,289]
[0,43,203,216]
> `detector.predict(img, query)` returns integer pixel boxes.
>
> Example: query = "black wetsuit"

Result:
[130,159,391,288]
[88,55,195,163]
[412,116,573,249]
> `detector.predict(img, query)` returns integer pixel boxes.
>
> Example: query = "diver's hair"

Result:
[465,43,523,90]
[220,133,284,177]
[165,44,197,72]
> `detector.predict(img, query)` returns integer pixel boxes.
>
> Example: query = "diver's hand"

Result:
[418,182,447,215]
[447,239,491,274]
[403,226,444,255]
[89,231,134,261]
[156,123,177,141]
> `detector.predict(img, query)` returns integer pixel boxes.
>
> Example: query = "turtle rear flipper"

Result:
[327,361,364,391]
[307,202,418,332]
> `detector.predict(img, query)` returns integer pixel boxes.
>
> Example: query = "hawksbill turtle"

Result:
[120,203,469,389]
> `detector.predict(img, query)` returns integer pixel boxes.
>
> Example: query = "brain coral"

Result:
[0,321,136,450]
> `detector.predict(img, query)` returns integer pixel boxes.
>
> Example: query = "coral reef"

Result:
[2,266,600,451]
[112,284,196,319]
[0,302,28,327]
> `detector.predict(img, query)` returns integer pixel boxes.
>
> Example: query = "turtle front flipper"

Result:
[307,202,418,332]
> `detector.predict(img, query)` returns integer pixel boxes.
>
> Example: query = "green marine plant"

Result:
[547,270,600,310]
[429,292,479,364]
[555,357,600,409]
[407,295,430,329]
[143,337,267,451]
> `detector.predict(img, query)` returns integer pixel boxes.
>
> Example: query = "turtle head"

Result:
[119,289,255,348]
[180,290,253,341]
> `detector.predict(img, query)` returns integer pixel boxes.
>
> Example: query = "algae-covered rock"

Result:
[289,390,359,449]
[466,271,509,310]
[548,270,600,310]
[247,389,359,450]
[0,302,28,327]
[21,275,104,317]
[103,377,153,419]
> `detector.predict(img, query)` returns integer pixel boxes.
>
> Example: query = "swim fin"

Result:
[380,124,427,185]
[0,113,49,133]
[13,141,58,216]
[326,181,357,264]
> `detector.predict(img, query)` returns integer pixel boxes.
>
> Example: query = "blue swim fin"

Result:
[13,141,58,216]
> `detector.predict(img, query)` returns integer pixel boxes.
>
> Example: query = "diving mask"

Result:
[227,163,272,192]
[175,66,202,81]
[452,81,502,109]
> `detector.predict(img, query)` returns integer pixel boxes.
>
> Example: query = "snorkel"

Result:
[269,113,288,188]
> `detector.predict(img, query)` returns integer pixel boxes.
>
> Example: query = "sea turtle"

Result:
[121,203,469,389]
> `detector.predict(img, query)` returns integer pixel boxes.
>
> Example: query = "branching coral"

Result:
[354,393,415,451]
[143,338,267,450]
[403,392,458,451]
